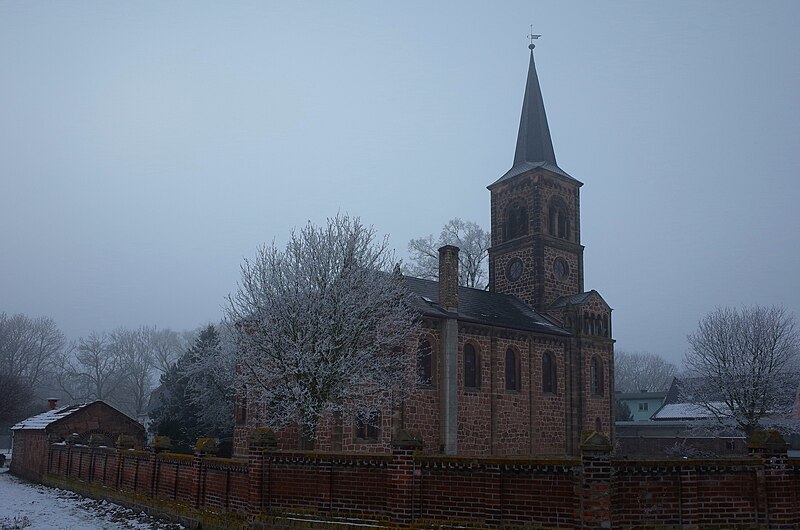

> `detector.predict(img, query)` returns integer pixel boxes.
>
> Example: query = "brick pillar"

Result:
[248,428,277,517]
[388,430,422,525]
[438,245,459,312]
[579,431,612,530]
[748,430,793,528]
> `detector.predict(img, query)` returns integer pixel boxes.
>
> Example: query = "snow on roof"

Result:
[11,403,91,431]
[652,401,730,420]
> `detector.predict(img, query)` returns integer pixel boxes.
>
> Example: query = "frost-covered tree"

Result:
[614,350,677,392]
[685,306,800,436]
[404,218,490,289]
[228,214,419,446]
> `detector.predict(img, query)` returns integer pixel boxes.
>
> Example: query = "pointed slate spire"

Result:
[514,47,557,168]
[490,43,577,188]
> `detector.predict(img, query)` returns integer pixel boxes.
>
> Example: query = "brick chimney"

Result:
[47,398,58,410]
[438,245,459,312]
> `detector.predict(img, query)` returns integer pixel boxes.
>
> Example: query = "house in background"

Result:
[10,400,145,481]
[616,391,666,421]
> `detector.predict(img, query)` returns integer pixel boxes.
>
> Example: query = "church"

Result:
[233,43,614,457]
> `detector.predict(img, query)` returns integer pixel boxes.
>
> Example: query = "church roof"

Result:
[549,291,604,309]
[404,276,570,336]
[489,47,579,189]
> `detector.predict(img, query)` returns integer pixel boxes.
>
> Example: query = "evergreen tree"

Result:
[149,325,220,451]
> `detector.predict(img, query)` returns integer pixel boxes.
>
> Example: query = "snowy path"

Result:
[0,466,183,530]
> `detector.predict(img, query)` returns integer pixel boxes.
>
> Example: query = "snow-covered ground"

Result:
[0,455,183,530]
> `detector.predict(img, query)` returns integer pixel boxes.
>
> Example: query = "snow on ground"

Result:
[0,459,183,530]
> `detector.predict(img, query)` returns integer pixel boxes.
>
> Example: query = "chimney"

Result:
[438,245,460,312]
[47,398,59,410]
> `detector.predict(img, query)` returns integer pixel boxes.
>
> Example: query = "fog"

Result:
[2,1,798,366]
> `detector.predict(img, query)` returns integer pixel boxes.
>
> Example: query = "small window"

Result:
[417,339,432,385]
[464,343,479,389]
[542,351,556,393]
[638,402,648,411]
[590,357,604,396]
[505,348,519,391]
[355,417,379,441]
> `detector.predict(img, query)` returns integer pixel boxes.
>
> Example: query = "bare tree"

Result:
[614,350,677,392]
[111,327,155,419]
[404,218,490,289]
[228,214,419,445]
[0,312,65,389]
[150,328,186,375]
[685,306,800,436]
[57,332,124,403]
[0,372,34,424]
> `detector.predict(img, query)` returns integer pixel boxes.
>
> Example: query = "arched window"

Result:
[505,202,528,240]
[548,199,570,240]
[417,339,432,386]
[505,348,519,391]
[464,343,479,389]
[590,356,604,396]
[542,351,556,393]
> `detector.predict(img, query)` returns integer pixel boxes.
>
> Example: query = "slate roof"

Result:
[549,291,595,309]
[404,276,569,336]
[11,403,90,431]
[489,49,580,189]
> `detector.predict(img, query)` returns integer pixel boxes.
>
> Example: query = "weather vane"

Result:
[528,24,541,50]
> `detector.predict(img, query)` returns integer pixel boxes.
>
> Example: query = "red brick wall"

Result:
[29,439,800,529]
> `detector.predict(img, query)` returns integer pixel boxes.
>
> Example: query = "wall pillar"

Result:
[748,430,793,528]
[248,428,277,517]
[388,430,422,525]
[579,431,612,530]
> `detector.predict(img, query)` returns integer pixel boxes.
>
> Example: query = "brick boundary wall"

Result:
[23,430,800,529]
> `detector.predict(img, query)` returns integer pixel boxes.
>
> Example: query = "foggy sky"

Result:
[2,1,799,367]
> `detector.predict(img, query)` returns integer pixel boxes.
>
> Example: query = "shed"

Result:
[10,401,145,480]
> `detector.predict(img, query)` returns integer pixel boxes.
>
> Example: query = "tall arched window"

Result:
[505,348,519,391]
[464,343,479,389]
[417,339,432,386]
[542,351,556,393]
[590,356,604,396]
[548,198,570,240]
[505,202,528,240]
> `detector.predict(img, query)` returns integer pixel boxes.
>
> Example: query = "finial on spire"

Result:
[527,24,541,50]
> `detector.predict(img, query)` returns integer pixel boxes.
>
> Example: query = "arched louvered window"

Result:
[506,202,528,240]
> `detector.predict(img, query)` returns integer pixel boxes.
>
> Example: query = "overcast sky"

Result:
[1,1,798,367]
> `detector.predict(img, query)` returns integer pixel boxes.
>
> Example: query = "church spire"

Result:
[514,43,557,168]
[490,39,575,188]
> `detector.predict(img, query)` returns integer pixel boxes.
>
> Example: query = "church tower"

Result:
[487,42,584,313]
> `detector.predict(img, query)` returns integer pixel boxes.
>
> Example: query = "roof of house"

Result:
[404,276,570,336]
[11,403,91,431]
[652,402,729,421]
[617,391,667,401]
